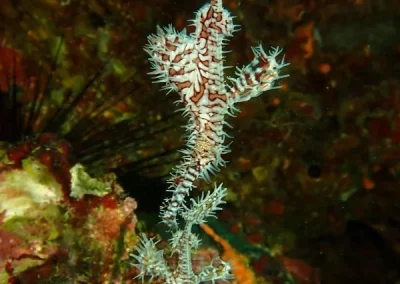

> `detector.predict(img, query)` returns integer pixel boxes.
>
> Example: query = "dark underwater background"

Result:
[0,0,399,283]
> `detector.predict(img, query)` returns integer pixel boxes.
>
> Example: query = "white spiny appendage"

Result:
[196,257,234,283]
[181,183,227,225]
[227,45,289,104]
[131,234,172,282]
[133,0,288,282]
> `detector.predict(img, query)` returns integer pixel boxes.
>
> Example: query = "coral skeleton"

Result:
[132,0,288,282]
